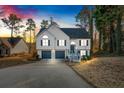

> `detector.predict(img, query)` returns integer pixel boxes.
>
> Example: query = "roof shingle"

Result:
[60,28,90,39]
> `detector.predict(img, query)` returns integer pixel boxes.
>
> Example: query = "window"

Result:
[79,40,88,46]
[42,35,48,39]
[43,40,48,46]
[80,50,86,56]
[71,41,75,45]
[41,40,50,46]
[41,35,50,46]
[57,40,65,46]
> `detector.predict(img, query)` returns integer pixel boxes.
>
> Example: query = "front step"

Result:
[68,54,80,62]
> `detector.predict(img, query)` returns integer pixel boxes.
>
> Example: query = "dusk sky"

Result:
[0,5,88,37]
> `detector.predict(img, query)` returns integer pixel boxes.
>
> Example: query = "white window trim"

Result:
[80,50,86,56]
[81,40,87,46]
[43,39,48,46]
[59,40,65,46]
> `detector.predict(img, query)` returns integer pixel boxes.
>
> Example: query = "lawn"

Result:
[71,57,124,88]
[0,55,36,69]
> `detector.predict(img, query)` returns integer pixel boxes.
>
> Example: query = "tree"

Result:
[115,6,124,55]
[26,18,36,53]
[76,6,94,56]
[94,5,124,55]
[76,6,90,30]
[1,14,22,38]
[94,6,107,51]
[41,20,48,29]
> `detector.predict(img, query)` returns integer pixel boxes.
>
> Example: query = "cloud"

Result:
[0,5,34,18]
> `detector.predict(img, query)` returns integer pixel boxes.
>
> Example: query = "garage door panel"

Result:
[55,51,65,59]
[42,51,51,59]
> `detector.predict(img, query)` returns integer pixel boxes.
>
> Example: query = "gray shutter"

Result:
[79,40,81,46]
[65,40,66,46]
[87,40,88,46]
[41,40,42,46]
[48,40,50,46]
[57,40,59,46]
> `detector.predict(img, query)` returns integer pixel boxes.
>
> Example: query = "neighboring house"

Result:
[0,38,11,57]
[8,38,29,54]
[36,23,91,61]
[0,37,29,57]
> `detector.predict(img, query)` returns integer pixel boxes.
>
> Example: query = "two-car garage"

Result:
[42,50,65,59]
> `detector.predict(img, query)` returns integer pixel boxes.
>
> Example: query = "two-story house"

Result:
[36,23,91,61]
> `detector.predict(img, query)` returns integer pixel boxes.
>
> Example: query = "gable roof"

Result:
[7,38,22,47]
[37,26,90,39]
[60,28,90,39]
[36,28,46,37]
[0,38,12,48]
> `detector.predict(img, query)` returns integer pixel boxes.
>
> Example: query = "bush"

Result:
[87,55,91,60]
[81,55,91,61]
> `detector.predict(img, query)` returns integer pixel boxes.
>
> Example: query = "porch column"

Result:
[52,49,55,59]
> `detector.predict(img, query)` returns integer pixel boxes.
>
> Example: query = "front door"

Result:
[70,45,75,53]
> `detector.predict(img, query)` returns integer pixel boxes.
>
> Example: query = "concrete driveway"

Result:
[0,61,93,88]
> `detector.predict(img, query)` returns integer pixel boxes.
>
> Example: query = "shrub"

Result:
[81,55,91,61]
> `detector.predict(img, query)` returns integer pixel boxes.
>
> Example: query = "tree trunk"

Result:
[33,30,36,53]
[89,12,93,57]
[33,30,35,43]
[23,31,26,41]
[116,13,122,55]
[11,27,14,38]
[109,24,114,53]
[29,30,31,53]
[99,30,102,51]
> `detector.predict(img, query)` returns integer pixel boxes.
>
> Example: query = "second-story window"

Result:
[79,40,88,46]
[43,39,48,46]
[42,40,50,46]
[57,40,66,46]
[41,35,50,46]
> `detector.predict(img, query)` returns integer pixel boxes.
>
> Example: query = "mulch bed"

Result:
[70,57,124,88]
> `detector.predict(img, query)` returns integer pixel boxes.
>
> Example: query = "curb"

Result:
[65,62,97,88]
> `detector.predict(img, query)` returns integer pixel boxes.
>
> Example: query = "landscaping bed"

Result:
[70,57,124,88]
[0,56,36,69]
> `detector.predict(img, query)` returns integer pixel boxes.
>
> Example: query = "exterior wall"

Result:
[47,25,70,50]
[36,25,70,58]
[70,39,90,50]
[11,39,29,54]
[36,31,55,50]
[36,24,91,59]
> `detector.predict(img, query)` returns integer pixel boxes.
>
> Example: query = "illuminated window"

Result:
[71,41,75,45]
[57,40,65,46]
[42,35,48,39]
[80,40,88,46]
[80,50,86,56]
[43,40,48,46]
